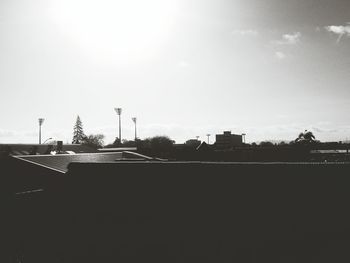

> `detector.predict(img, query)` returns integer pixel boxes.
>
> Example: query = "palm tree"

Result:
[295,130,316,143]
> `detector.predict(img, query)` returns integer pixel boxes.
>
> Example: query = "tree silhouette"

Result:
[150,136,174,152]
[185,139,201,148]
[81,134,105,149]
[295,130,316,144]
[259,141,274,147]
[72,115,85,144]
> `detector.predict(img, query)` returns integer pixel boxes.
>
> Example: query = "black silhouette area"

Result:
[1,158,350,263]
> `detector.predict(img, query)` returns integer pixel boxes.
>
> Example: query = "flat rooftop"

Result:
[14,151,153,173]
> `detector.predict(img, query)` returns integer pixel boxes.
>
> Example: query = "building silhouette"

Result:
[215,131,243,149]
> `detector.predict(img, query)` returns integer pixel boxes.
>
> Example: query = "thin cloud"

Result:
[312,127,337,133]
[274,32,301,45]
[325,23,350,43]
[0,129,15,137]
[275,51,286,60]
[231,29,258,36]
[178,61,190,68]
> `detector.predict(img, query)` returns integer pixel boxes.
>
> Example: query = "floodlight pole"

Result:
[206,134,211,144]
[132,117,137,141]
[242,133,246,144]
[38,118,45,144]
[114,108,122,143]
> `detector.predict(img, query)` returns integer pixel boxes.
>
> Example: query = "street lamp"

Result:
[114,108,122,143]
[132,117,137,141]
[38,118,45,144]
[196,136,200,141]
[206,134,211,144]
[43,137,53,144]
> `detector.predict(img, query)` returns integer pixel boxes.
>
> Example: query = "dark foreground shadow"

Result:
[3,162,350,262]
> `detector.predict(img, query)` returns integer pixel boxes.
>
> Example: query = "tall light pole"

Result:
[132,117,137,141]
[38,118,45,144]
[114,108,122,143]
[206,134,211,144]
[242,133,246,144]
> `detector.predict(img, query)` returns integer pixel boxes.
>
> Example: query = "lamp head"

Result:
[38,118,45,126]
[132,117,137,123]
[114,108,122,115]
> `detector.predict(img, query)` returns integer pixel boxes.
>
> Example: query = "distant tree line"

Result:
[72,116,175,153]
[71,117,347,158]
[253,130,318,147]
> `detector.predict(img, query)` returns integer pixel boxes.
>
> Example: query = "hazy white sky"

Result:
[0,0,350,144]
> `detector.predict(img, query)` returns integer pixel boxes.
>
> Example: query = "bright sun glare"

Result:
[49,0,179,65]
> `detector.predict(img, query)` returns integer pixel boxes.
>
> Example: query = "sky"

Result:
[0,0,350,144]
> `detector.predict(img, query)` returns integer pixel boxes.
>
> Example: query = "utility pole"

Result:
[132,117,137,141]
[206,134,211,144]
[38,118,45,144]
[114,108,122,143]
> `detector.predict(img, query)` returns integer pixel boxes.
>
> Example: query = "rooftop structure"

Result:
[0,143,97,156]
[215,131,243,149]
[14,151,153,173]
